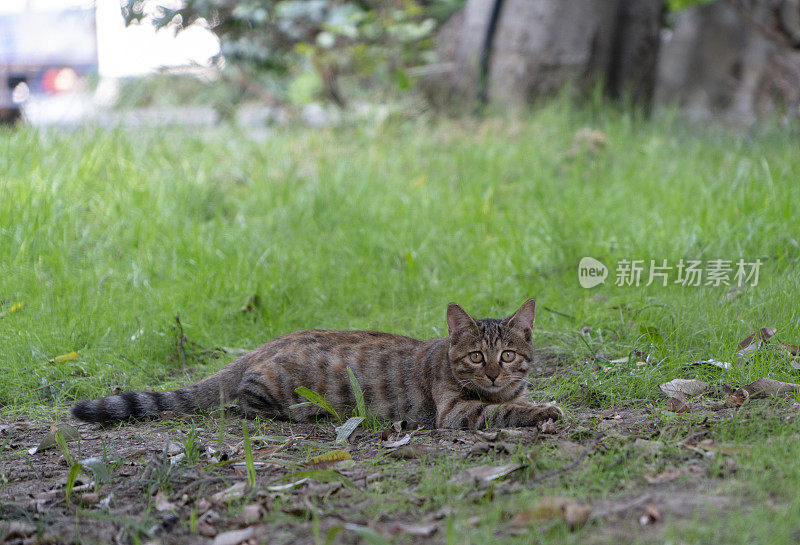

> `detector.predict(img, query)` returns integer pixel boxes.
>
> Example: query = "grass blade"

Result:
[347,366,366,418]
[242,421,256,488]
[54,429,74,466]
[65,462,83,505]
[295,387,340,421]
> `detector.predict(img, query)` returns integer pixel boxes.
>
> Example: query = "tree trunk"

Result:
[424,0,664,109]
[654,0,800,122]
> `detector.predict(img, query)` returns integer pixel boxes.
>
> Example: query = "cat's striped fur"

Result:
[71,300,562,428]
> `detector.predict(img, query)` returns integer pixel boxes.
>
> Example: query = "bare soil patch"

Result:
[0,393,747,545]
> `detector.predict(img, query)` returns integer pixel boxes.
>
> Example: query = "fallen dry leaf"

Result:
[736,327,777,359]
[726,377,800,407]
[304,449,352,469]
[387,444,440,460]
[48,351,79,364]
[659,379,709,398]
[381,434,411,448]
[468,440,517,455]
[666,393,690,413]
[29,422,82,455]
[509,496,592,530]
[451,463,522,485]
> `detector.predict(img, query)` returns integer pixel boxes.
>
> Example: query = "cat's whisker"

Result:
[509,377,537,388]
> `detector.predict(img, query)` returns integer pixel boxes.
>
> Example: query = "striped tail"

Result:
[70,357,247,424]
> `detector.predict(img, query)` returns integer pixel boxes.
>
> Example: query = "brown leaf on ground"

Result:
[737,327,777,359]
[659,379,709,398]
[387,444,440,460]
[666,393,691,413]
[509,496,592,530]
[468,440,518,455]
[726,377,800,407]
[638,503,661,526]
[451,463,523,484]
[28,422,82,455]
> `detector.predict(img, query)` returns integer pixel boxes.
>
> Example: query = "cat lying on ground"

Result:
[71,299,562,429]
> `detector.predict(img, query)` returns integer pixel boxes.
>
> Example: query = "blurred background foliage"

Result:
[122,0,464,108]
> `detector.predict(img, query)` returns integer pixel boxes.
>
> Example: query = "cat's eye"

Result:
[468,352,484,364]
[501,350,516,362]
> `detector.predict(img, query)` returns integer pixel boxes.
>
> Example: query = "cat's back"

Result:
[247,328,431,375]
[242,328,443,423]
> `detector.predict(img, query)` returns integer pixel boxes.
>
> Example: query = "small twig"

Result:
[32,379,68,392]
[541,306,576,321]
[32,374,86,391]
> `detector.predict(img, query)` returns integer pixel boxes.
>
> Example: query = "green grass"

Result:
[2,102,800,543]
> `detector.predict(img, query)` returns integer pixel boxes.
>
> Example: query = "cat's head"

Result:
[446,299,535,399]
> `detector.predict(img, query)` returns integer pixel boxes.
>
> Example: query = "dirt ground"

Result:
[0,354,746,545]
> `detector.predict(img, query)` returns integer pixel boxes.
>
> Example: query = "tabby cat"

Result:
[71,299,562,429]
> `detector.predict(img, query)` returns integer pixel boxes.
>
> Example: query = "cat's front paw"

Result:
[528,403,563,427]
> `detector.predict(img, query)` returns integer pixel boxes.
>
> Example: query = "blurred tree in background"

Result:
[123,0,800,121]
[123,0,463,108]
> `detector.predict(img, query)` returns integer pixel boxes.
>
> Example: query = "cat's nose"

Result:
[485,365,500,382]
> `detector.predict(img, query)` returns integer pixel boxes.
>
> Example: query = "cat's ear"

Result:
[446,303,478,336]
[504,299,535,335]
